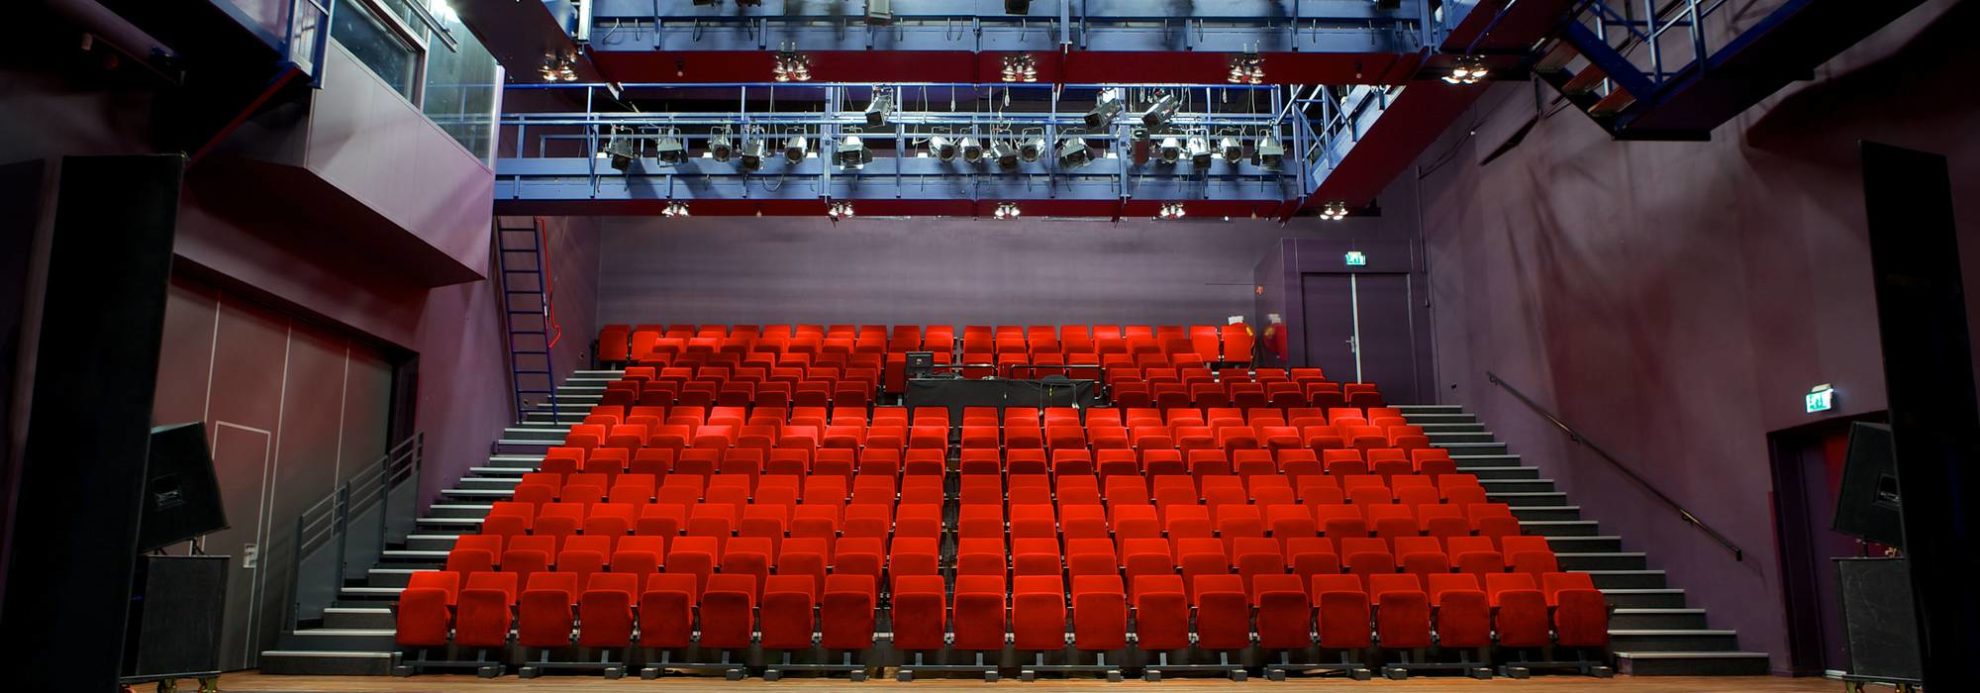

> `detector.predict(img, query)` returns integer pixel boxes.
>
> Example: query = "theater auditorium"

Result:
[1,0,1973,690]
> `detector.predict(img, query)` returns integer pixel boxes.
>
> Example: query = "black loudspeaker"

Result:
[1836,557,1923,683]
[1833,422,1904,548]
[138,422,230,552]
[905,351,935,379]
[122,555,229,678]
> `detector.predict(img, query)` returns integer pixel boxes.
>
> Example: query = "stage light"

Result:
[993,202,1022,220]
[864,90,894,126]
[1157,137,1182,165]
[1254,133,1284,168]
[1443,56,1487,85]
[1320,201,1350,220]
[708,129,734,162]
[1218,136,1243,164]
[773,50,812,82]
[931,135,957,161]
[656,130,688,165]
[827,200,856,220]
[739,136,767,171]
[662,200,691,218]
[1157,202,1186,220]
[1057,137,1091,168]
[601,127,638,172]
[838,135,873,169]
[990,139,1020,170]
[1141,93,1180,127]
[1084,97,1124,128]
[1001,54,1038,83]
[784,134,809,164]
[1186,136,1213,169]
[1227,53,1265,84]
[960,136,985,164]
[1017,135,1046,163]
[866,0,892,25]
[1005,0,1030,13]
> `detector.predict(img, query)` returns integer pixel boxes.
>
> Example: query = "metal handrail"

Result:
[288,432,425,630]
[1485,372,1744,561]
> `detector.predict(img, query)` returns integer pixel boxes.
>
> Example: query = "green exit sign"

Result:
[1344,251,1367,267]
[1806,384,1835,413]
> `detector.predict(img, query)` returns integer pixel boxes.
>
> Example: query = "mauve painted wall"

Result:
[1414,0,1979,673]
[596,216,1301,328]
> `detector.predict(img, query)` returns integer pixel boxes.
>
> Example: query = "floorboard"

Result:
[215,672,1869,692]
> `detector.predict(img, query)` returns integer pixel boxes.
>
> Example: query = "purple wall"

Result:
[1413,0,1978,673]
[594,215,1299,329]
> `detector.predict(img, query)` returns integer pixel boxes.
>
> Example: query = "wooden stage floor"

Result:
[216,673,1867,692]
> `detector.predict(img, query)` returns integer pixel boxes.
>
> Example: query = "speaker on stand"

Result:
[120,423,232,693]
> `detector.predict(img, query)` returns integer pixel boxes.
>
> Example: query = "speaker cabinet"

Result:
[1836,557,1923,683]
[123,555,229,679]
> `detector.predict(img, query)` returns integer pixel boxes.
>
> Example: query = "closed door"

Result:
[1299,273,1422,404]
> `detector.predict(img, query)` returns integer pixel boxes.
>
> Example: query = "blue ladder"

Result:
[495,217,560,425]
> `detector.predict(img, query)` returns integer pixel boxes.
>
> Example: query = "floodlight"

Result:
[784,135,809,164]
[1141,93,1180,127]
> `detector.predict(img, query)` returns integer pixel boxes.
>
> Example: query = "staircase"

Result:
[260,394,1769,676]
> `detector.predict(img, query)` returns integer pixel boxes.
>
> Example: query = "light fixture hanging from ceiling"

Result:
[1320,201,1350,220]
[1443,56,1488,85]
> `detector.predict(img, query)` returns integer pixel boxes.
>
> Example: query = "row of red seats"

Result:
[599,324,1258,366]
[575,404,1412,434]
[1110,380,1379,409]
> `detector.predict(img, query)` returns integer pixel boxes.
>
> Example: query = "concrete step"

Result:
[440,488,513,500]
[322,607,397,629]
[458,476,521,489]
[1415,422,1487,434]
[1437,442,1508,456]
[416,515,485,529]
[403,534,460,551]
[488,453,545,469]
[1546,535,1623,553]
[1451,453,1521,469]
[1393,405,1465,414]
[1493,491,1570,507]
[1480,479,1556,494]
[1603,589,1689,609]
[1520,520,1600,537]
[1400,413,1477,425]
[503,425,571,442]
[281,628,400,652]
[1510,506,1583,522]
[1613,608,1709,630]
[469,466,530,478]
[493,439,557,450]
[1465,466,1542,480]
[339,586,404,602]
[1586,570,1668,590]
[1608,629,1742,653]
[257,650,394,676]
[369,567,418,587]
[1426,431,1496,445]
[1558,551,1648,571]
[1614,651,1772,676]
[378,549,448,564]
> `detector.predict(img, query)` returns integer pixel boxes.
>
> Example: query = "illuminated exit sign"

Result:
[1806,384,1835,413]
[1344,251,1368,267]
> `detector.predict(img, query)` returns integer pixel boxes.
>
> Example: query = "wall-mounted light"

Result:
[1443,56,1487,85]
[1227,52,1265,84]
[1001,54,1038,83]
[773,50,813,82]
[662,200,691,218]
[827,200,856,220]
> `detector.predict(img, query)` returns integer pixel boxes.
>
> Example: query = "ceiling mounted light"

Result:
[1057,137,1091,168]
[1084,96,1124,128]
[1157,202,1186,220]
[784,134,809,164]
[1254,133,1284,168]
[773,50,813,82]
[990,139,1020,171]
[656,129,688,165]
[827,200,855,220]
[739,136,767,171]
[1017,135,1046,163]
[1186,136,1213,169]
[960,136,985,164]
[662,200,691,218]
[1443,56,1487,85]
[1157,137,1182,165]
[1141,93,1180,127]
[1227,52,1265,84]
[837,135,873,169]
[864,89,894,126]
[1320,201,1350,220]
[1218,136,1243,164]
[993,202,1022,220]
[708,128,734,162]
[1001,54,1038,83]
[930,135,957,162]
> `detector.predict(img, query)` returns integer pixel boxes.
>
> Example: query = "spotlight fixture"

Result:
[540,53,579,82]
[1226,52,1265,84]
[960,136,985,164]
[1186,136,1213,169]
[993,202,1022,220]
[1017,135,1046,163]
[1141,93,1180,127]
[662,200,691,218]
[1320,201,1350,220]
[773,50,813,82]
[930,135,957,162]
[739,136,767,171]
[1056,137,1091,168]
[864,89,894,126]
[784,134,810,164]
[708,128,734,162]
[1443,56,1487,85]
[1130,127,1151,165]
[1000,54,1038,83]
[990,139,1020,170]
[1005,0,1030,14]
[1253,133,1284,168]
[1084,96,1124,128]
[1218,136,1243,164]
[601,127,638,172]
[865,0,892,25]
[656,130,688,165]
[1157,202,1186,220]
[827,200,856,220]
[837,135,873,169]
[1156,137,1182,165]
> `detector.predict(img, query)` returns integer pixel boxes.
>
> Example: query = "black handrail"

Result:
[288,432,425,629]
[1485,372,1744,561]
